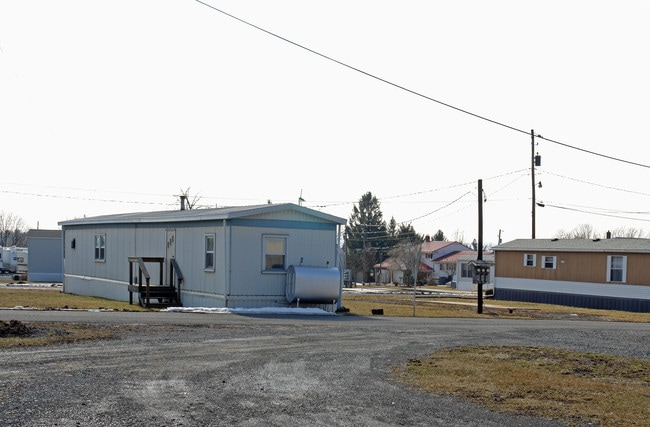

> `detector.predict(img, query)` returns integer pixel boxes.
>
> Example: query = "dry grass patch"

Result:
[342,292,650,322]
[0,320,115,348]
[0,288,151,312]
[398,345,650,427]
[0,289,154,349]
[343,294,481,318]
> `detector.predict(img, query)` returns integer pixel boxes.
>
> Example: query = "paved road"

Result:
[1,310,649,426]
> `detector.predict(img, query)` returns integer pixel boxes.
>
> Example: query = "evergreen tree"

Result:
[432,229,446,241]
[396,223,423,244]
[386,217,398,248]
[345,192,389,283]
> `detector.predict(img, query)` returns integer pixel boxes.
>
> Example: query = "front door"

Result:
[166,229,176,285]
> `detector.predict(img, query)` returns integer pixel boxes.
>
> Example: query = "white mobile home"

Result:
[58,203,346,309]
[1,246,26,274]
[26,229,63,282]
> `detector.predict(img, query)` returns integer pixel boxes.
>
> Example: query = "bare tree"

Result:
[571,224,597,239]
[176,187,203,210]
[388,241,423,287]
[610,227,647,238]
[402,241,423,316]
[451,229,466,245]
[555,224,649,240]
[554,224,600,240]
[0,212,28,247]
[553,229,572,239]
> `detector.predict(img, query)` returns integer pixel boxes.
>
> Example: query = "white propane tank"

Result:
[286,265,340,304]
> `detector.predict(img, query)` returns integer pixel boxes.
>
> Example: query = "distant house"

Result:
[420,239,473,284]
[373,238,472,285]
[454,251,495,291]
[58,203,346,309]
[374,258,432,285]
[26,229,63,282]
[492,238,650,312]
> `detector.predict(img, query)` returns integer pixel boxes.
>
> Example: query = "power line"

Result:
[0,189,171,206]
[403,192,473,223]
[536,134,650,169]
[542,170,650,197]
[0,181,173,199]
[195,1,650,169]
[538,203,650,222]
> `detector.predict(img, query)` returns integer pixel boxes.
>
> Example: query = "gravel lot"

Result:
[1,310,648,426]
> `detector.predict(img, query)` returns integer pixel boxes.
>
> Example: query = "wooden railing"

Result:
[169,258,184,306]
[128,256,181,307]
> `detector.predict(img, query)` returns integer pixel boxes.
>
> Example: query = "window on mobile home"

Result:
[263,235,287,271]
[94,234,105,261]
[204,234,215,271]
[523,253,536,267]
[541,255,557,269]
[607,255,627,282]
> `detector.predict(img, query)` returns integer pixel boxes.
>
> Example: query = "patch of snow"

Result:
[161,307,336,316]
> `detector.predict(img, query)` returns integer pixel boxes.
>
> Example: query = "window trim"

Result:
[204,233,216,271]
[606,255,627,283]
[262,234,288,273]
[94,234,106,262]
[523,253,536,267]
[541,255,557,269]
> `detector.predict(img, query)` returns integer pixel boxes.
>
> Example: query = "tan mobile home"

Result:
[493,238,650,312]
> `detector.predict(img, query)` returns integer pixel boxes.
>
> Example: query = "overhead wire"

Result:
[0,189,171,206]
[542,170,650,198]
[195,1,650,169]
[538,203,650,223]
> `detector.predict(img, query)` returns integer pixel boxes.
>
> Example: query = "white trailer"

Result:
[1,246,27,274]
[16,248,28,274]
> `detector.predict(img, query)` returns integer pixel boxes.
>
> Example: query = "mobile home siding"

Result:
[226,222,339,307]
[496,250,650,286]
[26,230,63,282]
[59,204,345,309]
[493,238,650,312]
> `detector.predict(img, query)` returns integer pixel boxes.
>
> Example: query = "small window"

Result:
[263,235,287,271]
[94,234,105,261]
[541,255,556,269]
[607,255,627,283]
[204,234,215,271]
[460,262,473,278]
[524,253,536,267]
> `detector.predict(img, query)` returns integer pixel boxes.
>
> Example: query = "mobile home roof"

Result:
[493,238,650,253]
[58,203,347,227]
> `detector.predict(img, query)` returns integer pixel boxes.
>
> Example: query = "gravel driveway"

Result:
[1,310,648,426]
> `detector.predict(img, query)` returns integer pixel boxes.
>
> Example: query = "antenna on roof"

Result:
[298,189,305,206]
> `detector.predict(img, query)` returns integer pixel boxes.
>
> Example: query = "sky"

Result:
[1,1,649,246]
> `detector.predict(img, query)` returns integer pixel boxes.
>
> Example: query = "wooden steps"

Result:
[127,285,179,308]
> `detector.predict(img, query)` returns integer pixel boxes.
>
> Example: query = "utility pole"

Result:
[478,179,483,262]
[531,129,536,239]
[477,179,484,314]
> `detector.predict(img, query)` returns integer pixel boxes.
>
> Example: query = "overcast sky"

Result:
[1,1,649,245]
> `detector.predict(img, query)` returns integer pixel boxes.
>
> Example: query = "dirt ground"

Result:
[1,309,648,426]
